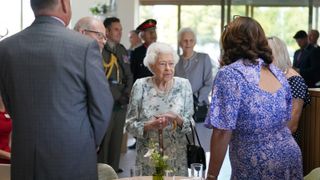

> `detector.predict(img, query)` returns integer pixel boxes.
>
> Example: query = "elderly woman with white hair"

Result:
[125,42,194,176]
[268,36,310,145]
[175,27,214,122]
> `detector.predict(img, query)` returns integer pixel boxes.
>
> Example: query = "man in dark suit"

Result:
[293,30,314,71]
[0,0,113,179]
[299,29,320,87]
[300,46,320,88]
[130,19,157,83]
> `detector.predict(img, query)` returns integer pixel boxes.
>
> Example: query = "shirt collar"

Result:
[50,16,65,26]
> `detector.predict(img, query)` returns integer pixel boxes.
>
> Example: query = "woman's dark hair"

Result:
[220,16,273,66]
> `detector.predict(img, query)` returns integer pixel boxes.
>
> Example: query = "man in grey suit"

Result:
[0,0,113,179]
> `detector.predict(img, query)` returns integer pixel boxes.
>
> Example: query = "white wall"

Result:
[70,0,139,48]
[117,0,140,48]
[0,0,139,45]
[70,0,102,26]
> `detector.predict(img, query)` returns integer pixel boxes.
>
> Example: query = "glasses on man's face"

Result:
[84,29,106,40]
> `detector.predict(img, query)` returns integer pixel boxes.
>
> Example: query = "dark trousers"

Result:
[98,105,127,170]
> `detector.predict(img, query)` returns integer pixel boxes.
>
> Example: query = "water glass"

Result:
[165,169,175,180]
[130,165,142,177]
[191,163,203,180]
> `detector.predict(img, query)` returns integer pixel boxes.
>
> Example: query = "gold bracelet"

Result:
[207,174,217,179]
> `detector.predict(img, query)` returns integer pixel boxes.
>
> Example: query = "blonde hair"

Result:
[267,36,292,73]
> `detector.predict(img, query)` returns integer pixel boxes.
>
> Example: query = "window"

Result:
[0,0,34,40]
[140,5,178,48]
[0,1,22,39]
[180,5,221,62]
[140,5,222,63]
[254,7,309,57]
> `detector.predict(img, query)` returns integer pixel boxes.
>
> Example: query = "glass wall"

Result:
[140,5,221,63]
[140,5,178,48]
[139,1,315,63]
[180,5,221,62]
[253,7,309,56]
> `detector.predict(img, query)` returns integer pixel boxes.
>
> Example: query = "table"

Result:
[300,88,320,175]
[116,176,192,180]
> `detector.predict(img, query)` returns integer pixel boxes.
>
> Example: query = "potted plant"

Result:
[144,142,171,180]
[90,3,108,15]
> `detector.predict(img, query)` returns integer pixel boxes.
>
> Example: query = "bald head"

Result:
[74,17,107,52]
[30,0,72,26]
[308,29,319,46]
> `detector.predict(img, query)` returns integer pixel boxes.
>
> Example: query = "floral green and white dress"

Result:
[125,77,194,176]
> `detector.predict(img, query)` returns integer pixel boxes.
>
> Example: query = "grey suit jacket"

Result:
[175,52,214,105]
[0,16,113,180]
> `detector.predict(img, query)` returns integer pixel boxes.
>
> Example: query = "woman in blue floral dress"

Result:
[205,17,303,180]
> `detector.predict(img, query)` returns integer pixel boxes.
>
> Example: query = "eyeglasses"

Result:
[84,29,106,40]
[158,61,175,69]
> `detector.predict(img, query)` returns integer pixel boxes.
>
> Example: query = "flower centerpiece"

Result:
[89,3,110,20]
[89,3,109,15]
[144,142,171,180]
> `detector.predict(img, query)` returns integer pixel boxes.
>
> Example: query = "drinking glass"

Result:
[165,169,175,180]
[191,163,203,180]
[130,165,142,177]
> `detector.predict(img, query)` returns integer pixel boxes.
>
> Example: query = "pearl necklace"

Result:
[152,77,174,96]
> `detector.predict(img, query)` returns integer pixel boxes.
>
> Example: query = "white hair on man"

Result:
[74,17,96,31]
[178,27,197,44]
[143,42,179,73]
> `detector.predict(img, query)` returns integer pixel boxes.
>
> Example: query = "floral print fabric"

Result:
[125,77,194,176]
[205,59,303,179]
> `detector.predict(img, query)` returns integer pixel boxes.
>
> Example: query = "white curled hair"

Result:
[178,27,197,44]
[143,42,179,74]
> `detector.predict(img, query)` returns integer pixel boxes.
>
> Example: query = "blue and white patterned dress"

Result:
[125,77,194,176]
[287,75,310,145]
[205,59,303,179]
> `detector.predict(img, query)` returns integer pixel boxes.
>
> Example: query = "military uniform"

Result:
[130,44,153,82]
[98,42,133,171]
